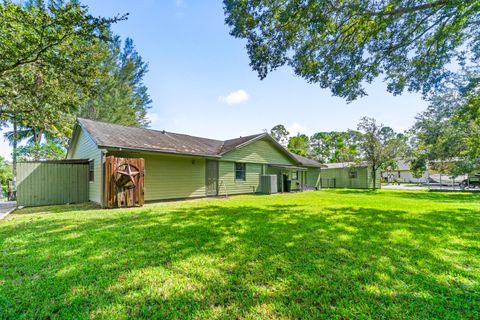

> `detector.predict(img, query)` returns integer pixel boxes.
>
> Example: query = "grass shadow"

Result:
[0,194,479,319]
[14,202,100,215]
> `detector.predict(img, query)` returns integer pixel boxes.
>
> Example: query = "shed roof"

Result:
[289,153,325,167]
[323,161,370,169]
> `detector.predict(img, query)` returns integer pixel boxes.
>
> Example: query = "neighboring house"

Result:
[67,118,324,206]
[381,160,429,183]
[320,162,381,189]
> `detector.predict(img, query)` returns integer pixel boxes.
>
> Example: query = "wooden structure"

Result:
[17,160,89,207]
[104,156,144,208]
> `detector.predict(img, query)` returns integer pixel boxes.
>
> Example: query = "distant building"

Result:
[382,160,429,183]
[321,162,381,189]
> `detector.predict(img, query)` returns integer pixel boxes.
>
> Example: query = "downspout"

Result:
[101,149,107,208]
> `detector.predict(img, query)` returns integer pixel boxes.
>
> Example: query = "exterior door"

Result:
[205,160,218,196]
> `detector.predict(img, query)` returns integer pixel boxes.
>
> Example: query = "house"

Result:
[381,159,429,183]
[320,162,381,189]
[67,118,324,206]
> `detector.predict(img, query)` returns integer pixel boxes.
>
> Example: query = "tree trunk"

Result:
[34,128,43,144]
[372,166,377,190]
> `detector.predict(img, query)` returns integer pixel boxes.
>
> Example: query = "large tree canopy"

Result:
[410,69,480,176]
[0,0,126,77]
[224,0,480,101]
[0,0,126,122]
[310,131,361,163]
[0,1,152,163]
[287,134,310,156]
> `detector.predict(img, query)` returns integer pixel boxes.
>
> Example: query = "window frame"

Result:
[291,170,298,180]
[89,160,95,182]
[234,162,246,182]
[349,170,358,179]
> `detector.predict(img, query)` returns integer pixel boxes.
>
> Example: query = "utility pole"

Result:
[11,117,17,201]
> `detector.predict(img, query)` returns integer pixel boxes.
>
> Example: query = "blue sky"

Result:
[0,0,428,159]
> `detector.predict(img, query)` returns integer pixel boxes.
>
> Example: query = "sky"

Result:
[0,0,429,160]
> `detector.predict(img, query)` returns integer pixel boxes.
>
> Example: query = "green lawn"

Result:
[1,190,479,319]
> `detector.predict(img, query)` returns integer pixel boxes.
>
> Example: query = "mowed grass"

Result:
[1,190,480,319]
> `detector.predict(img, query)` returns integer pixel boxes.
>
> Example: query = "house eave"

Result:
[102,145,221,159]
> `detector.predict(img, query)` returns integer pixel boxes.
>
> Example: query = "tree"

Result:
[287,134,309,156]
[0,156,12,186]
[357,117,407,190]
[270,124,290,146]
[310,131,361,163]
[0,0,126,172]
[16,141,66,161]
[79,37,151,127]
[410,158,428,181]
[0,0,126,77]
[0,0,125,119]
[410,72,480,179]
[3,122,68,161]
[223,0,479,101]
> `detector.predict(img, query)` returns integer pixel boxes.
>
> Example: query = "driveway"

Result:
[0,201,17,220]
[382,184,427,190]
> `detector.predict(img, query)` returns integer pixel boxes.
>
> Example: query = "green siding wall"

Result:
[17,162,89,207]
[221,139,295,165]
[320,167,381,189]
[68,129,103,204]
[367,167,382,189]
[218,161,262,195]
[264,167,307,192]
[108,151,206,201]
[306,168,321,189]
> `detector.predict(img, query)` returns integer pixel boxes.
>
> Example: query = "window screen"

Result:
[89,160,94,182]
[235,163,246,181]
[292,171,298,180]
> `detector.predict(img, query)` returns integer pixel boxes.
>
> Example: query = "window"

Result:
[235,163,246,181]
[89,160,94,182]
[291,171,298,180]
[349,171,357,179]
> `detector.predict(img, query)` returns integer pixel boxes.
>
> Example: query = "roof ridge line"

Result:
[78,117,269,144]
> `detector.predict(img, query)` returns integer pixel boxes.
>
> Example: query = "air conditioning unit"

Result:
[260,175,278,194]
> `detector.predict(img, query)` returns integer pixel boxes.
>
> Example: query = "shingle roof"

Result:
[75,118,324,168]
[289,153,324,167]
[77,118,225,157]
[219,133,266,155]
[323,161,370,169]
[76,118,280,160]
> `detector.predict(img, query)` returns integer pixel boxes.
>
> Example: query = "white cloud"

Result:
[288,122,309,136]
[218,89,249,105]
[146,112,161,125]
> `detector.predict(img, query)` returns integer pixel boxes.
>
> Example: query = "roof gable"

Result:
[220,136,298,165]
